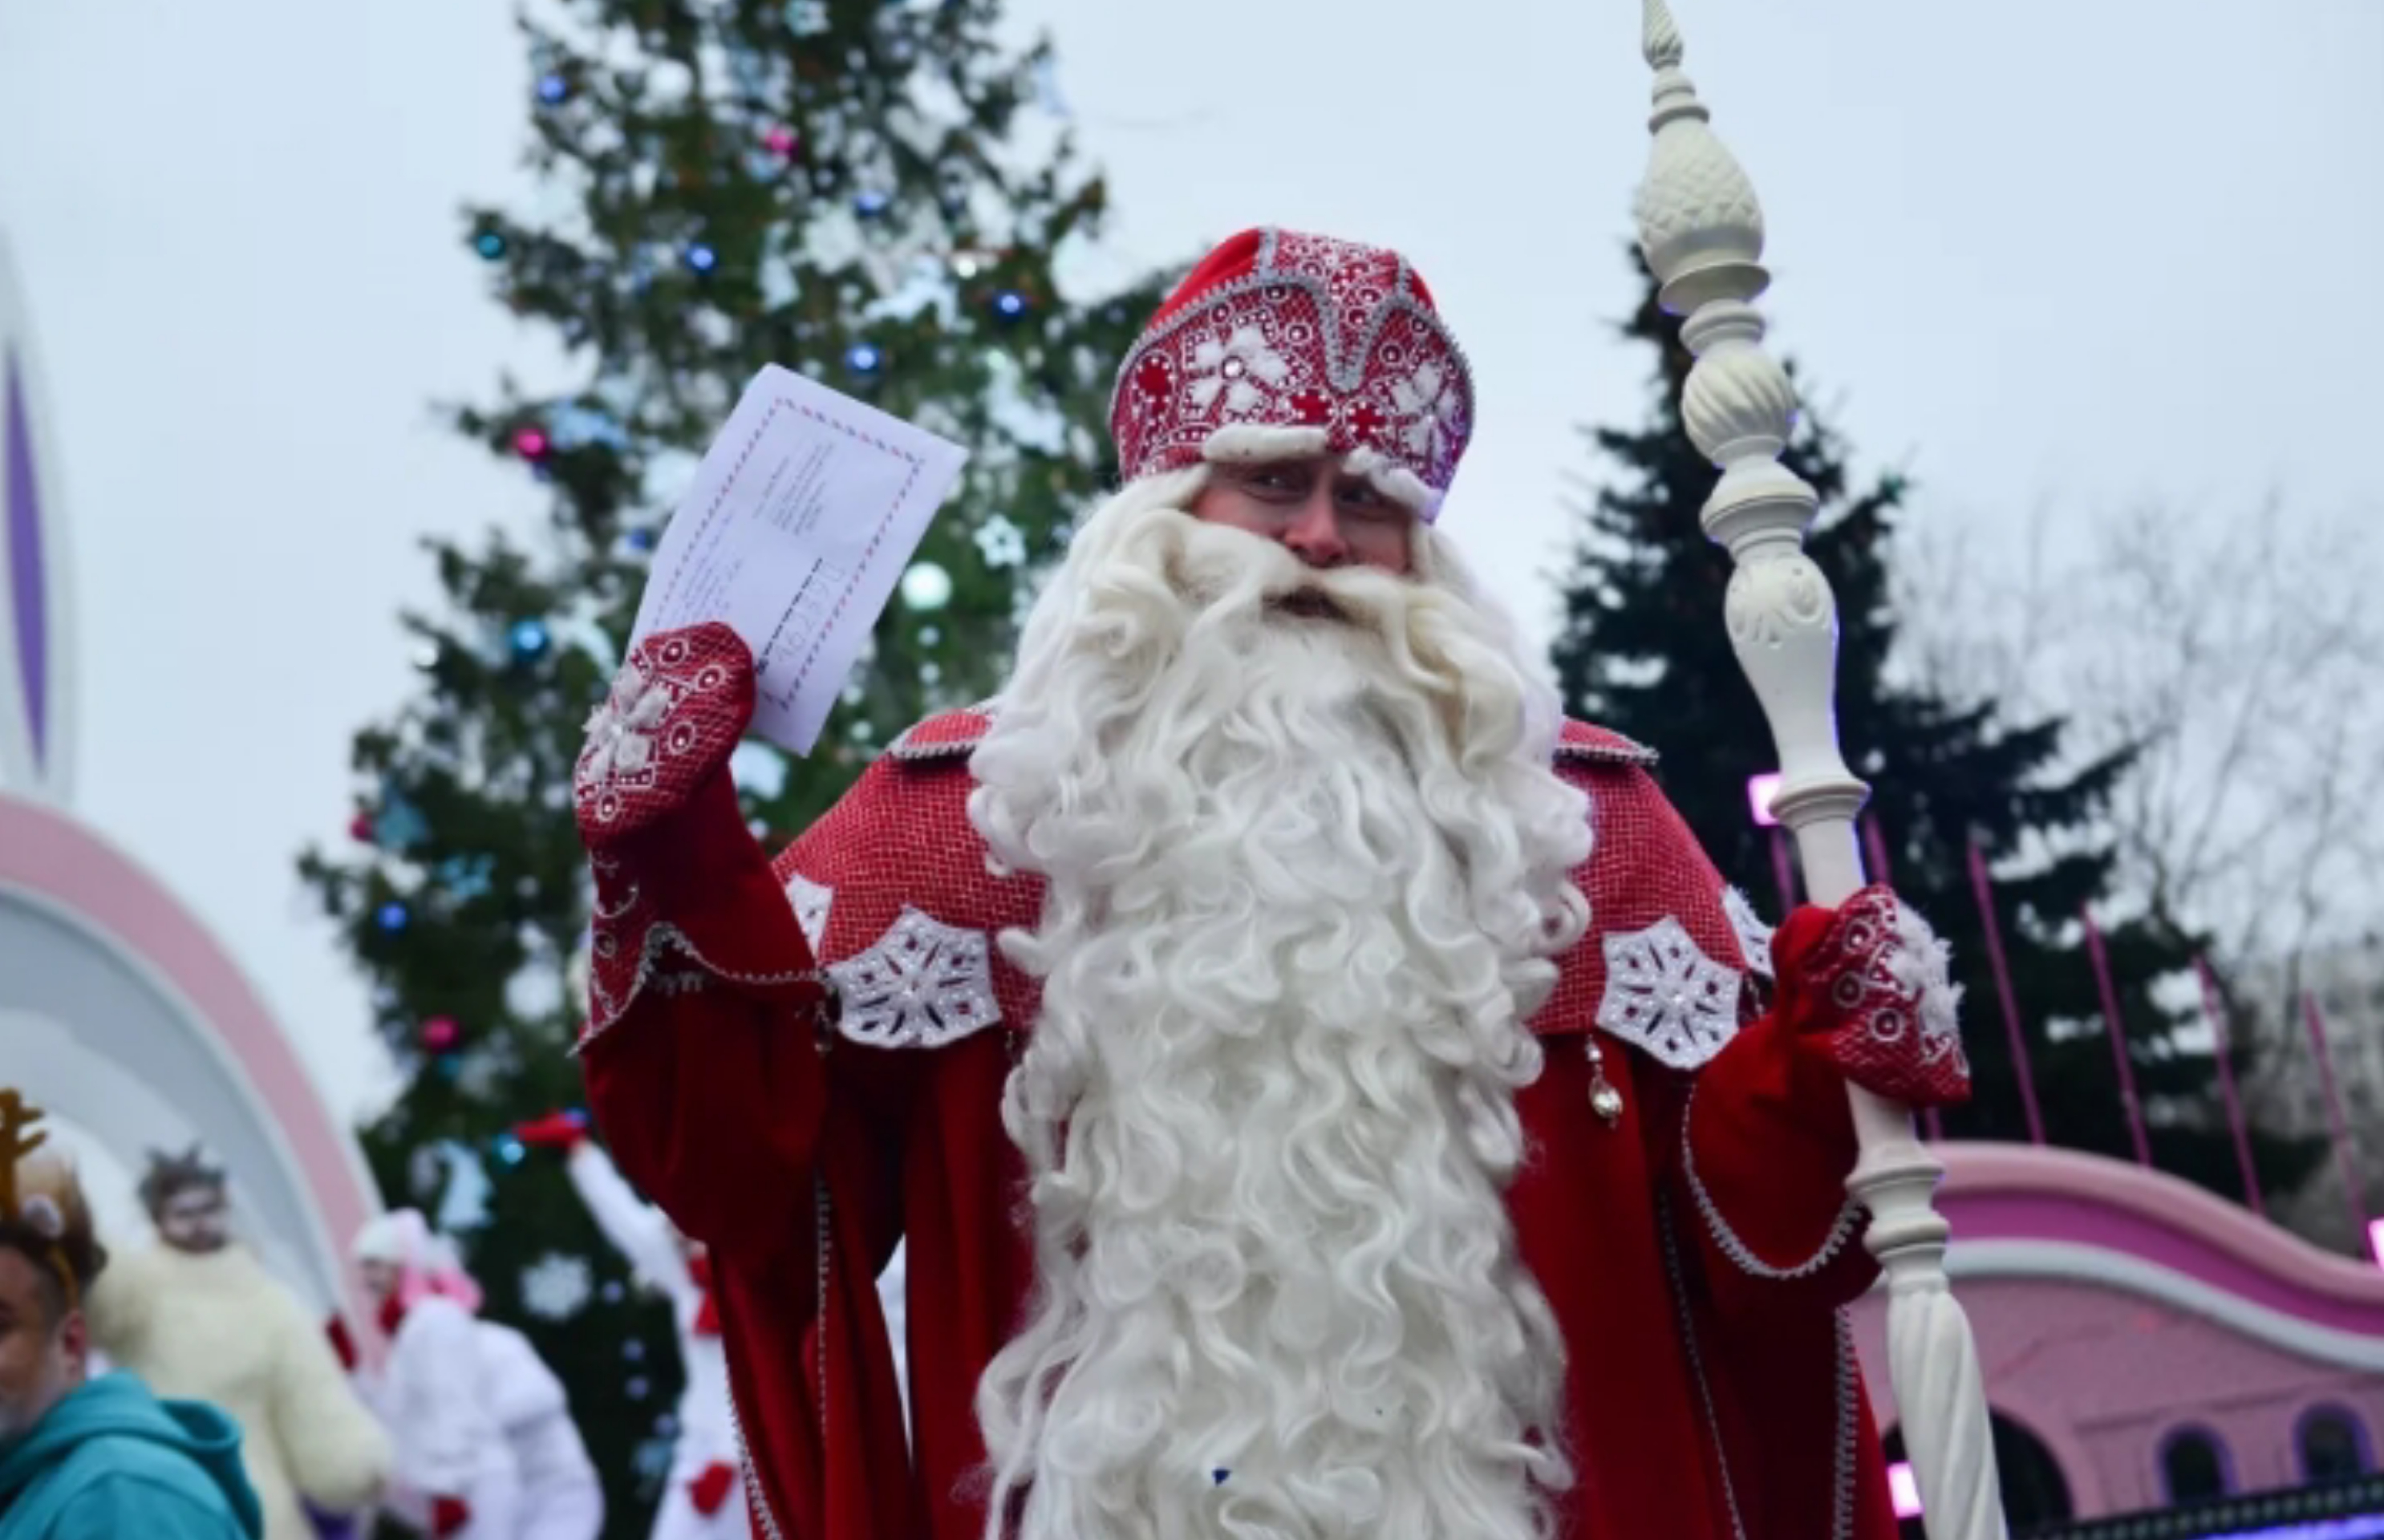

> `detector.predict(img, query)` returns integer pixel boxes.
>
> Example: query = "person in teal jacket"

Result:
[0,1089,262,1538]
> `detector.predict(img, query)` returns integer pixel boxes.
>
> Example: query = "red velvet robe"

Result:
[578,708,1899,1540]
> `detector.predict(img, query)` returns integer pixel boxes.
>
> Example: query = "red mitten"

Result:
[687,1461,737,1517]
[574,622,756,852]
[323,1314,358,1373]
[513,1110,590,1150]
[431,1495,472,1538]
[1774,884,1972,1108]
[574,622,821,1041]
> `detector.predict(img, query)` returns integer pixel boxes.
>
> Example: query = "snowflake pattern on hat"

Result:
[1109,229,1476,517]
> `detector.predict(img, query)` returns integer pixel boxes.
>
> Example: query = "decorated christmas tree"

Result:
[296,1,1169,1529]
[1551,254,2320,1203]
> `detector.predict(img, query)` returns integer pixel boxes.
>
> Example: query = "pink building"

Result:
[1850,1142,2384,1535]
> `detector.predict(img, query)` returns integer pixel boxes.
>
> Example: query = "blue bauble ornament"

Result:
[509,618,551,662]
[683,243,718,275]
[537,74,569,105]
[845,342,882,375]
[474,230,507,261]
[375,902,411,933]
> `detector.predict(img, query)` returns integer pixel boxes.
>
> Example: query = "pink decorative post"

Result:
[1769,829,1797,914]
[2194,957,2264,1218]
[1967,837,2045,1145]
[2301,991,2370,1252]
[1748,772,1798,914]
[2082,911,2153,1168]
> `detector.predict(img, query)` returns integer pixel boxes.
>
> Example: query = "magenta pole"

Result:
[1861,814,1893,890]
[2194,957,2264,1218]
[2082,911,2153,1168]
[2301,990,2370,1248]
[1966,837,2045,1145]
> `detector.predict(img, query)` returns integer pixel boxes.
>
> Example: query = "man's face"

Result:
[0,1248,83,1445]
[154,1183,230,1254]
[358,1258,401,1303]
[1188,456,1416,576]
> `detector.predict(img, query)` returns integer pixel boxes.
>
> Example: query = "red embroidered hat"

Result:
[1109,228,1474,521]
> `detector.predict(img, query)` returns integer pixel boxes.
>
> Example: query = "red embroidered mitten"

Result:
[572,622,822,1040]
[1774,884,1972,1108]
[574,622,756,851]
[512,1109,590,1150]
[431,1495,472,1538]
[687,1461,737,1517]
[323,1314,358,1373]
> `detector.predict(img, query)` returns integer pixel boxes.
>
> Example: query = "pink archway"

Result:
[1851,1142,2384,1522]
[0,790,379,1327]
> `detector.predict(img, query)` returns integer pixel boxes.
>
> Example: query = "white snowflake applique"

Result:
[581,659,671,786]
[520,1253,594,1321]
[1721,886,1775,979]
[784,872,833,953]
[828,907,1002,1049]
[1389,361,1462,459]
[1188,326,1290,414]
[1596,916,1742,1071]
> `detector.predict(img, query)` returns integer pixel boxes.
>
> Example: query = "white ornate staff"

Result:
[1630,5,2009,1538]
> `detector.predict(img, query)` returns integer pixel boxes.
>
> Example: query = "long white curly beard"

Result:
[966,471,1594,1540]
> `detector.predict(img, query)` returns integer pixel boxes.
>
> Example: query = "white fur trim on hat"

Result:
[1197,427,1444,521]
[1199,424,1330,465]
[1341,444,1445,521]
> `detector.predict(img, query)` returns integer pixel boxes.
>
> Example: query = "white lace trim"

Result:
[1831,1311,1859,1540]
[1883,898,1968,1078]
[1721,886,1774,979]
[785,871,833,953]
[574,861,832,1053]
[1595,916,1741,1071]
[825,906,1003,1050]
[1679,1080,1862,1279]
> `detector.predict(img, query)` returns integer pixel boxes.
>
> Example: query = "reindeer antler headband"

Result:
[1,1088,83,1310]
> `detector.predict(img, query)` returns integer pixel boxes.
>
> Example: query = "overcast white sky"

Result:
[2,0,2379,1122]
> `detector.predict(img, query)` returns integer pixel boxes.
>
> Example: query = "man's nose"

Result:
[1279,492,1348,569]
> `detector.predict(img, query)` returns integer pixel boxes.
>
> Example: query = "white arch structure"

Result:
[0,231,379,1324]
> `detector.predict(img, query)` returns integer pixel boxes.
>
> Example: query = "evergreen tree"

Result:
[296,2,1168,1530]
[1551,253,2319,1203]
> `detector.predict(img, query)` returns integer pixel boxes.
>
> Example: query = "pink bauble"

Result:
[763,125,799,159]
[513,427,550,460]
[348,812,375,842]
[420,1015,461,1053]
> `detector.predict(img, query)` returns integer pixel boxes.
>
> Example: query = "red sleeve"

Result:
[578,763,839,1258]
[1660,1011,1877,1318]
[1560,760,1877,1319]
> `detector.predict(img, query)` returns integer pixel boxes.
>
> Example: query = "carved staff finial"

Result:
[1641,0,1685,71]
[1633,10,2012,1539]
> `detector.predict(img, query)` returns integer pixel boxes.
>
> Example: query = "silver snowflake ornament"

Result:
[1721,886,1775,979]
[519,1252,594,1322]
[827,906,1002,1050]
[784,871,833,953]
[1596,916,1742,1071]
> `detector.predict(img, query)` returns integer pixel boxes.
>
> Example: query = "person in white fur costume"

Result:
[530,945,912,1540]
[349,1210,603,1540]
[512,1110,752,1540]
[82,1147,388,1540]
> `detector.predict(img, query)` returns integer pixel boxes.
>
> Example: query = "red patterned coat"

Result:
[578,700,1904,1540]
